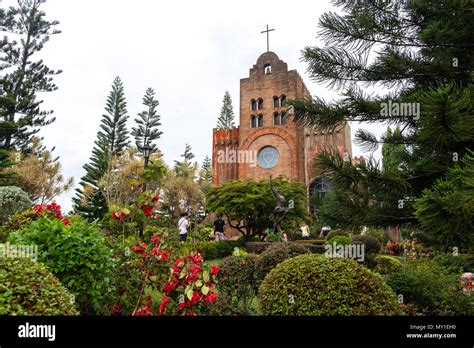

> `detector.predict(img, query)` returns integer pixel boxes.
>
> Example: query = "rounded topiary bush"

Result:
[258,243,310,281]
[325,230,348,240]
[258,254,403,315]
[0,257,79,315]
[375,255,403,275]
[352,235,381,255]
[0,186,32,224]
[211,254,261,315]
[327,235,351,246]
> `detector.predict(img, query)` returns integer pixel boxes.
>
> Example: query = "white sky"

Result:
[2,0,387,211]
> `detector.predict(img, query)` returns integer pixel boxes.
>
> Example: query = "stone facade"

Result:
[212,51,354,191]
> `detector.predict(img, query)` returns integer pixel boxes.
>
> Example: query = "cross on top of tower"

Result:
[260,24,275,52]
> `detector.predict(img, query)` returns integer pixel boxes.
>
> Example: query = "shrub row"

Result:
[197,240,245,260]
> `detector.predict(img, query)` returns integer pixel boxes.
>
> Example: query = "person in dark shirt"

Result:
[213,214,226,241]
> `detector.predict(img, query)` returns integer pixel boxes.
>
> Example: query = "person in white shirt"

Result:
[178,212,190,242]
[300,223,310,240]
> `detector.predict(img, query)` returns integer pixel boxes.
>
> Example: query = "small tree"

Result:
[132,88,162,152]
[173,143,196,178]
[11,138,73,204]
[216,91,235,130]
[206,178,308,239]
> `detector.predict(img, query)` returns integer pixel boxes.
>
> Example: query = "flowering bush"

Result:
[130,234,220,316]
[33,202,70,225]
[138,190,160,218]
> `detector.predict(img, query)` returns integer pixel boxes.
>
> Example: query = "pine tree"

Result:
[0,0,61,151]
[216,91,235,129]
[199,155,213,184]
[381,127,408,173]
[73,77,130,220]
[132,88,162,152]
[289,0,474,236]
[0,0,61,183]
[174,143,195,177]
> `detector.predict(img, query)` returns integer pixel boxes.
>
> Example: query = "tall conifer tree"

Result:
[132,88,162,152]
[216,91,235,129]
[73,77,130,219]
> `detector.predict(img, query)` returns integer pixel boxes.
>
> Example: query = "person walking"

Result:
[178,212,190,242]
[461,264,473,295]
[213,214,226,241]
[300,223,310,240]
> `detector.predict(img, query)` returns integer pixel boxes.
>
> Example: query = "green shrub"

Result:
[364,227,390,245]
[296,239,326,245]
[258,254,402,315]
[325,230,349,240]
[386,265,474,315]
[211,254,261,315]
[0,257,79,315]
[430,253,473,275]
[190,224,214,242]
[327,235,351,246]
[375,255,403,275]
[0,209,37,243]
[144,226,181,247]
[0,186,32,224]
[245,242,274,254]
[258,243,310,282]
[197,240,244,260]
[351,235,381,255]
[8,216,115,315]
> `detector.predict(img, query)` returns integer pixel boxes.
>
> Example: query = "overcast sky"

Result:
[2,0,387,211]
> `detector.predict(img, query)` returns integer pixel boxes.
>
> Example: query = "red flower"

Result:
[159,297,169,315]
[152,247,159,255]
[111,303,122,316]
[134,304,152,316]
[153,214,160,219]
[62,217,71,226]
[178,302,186,311]
[210,265,220,276]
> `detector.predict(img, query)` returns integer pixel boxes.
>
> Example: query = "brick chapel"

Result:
[212,51,359,205]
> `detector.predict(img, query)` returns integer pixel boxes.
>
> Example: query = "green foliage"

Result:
[328,235,351,246]
[211,255,260,315]
[173,143,195,177]
[73,77,130,220]
[258,243,310,282]
[0,257,79,315]
[216,91,235,130]
[206,178,309,238]
[364,227,390,246]
[288,0,474,232]
[0,208,36,243]
[351,235,381,256]
[386,263,474,315]
[132,87,162,151]
[296,239,326,245]
[8,216,115,314]
[258,254,402,315]
[325,230,349,240]
[374,255,403,275]
[197,240,244,260]
[143,226,181,248]
[414,151,474,251]
[430,253,473,275]
[0,0,61,151]
[0,186,32,224]
[190,224,214,243]
[245,242,274,255]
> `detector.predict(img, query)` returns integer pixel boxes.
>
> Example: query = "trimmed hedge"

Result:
[245,242,275,254]
[197,240,244,260]
[210,254,261,315]
[296,239,326,245]
[374,255,403,275]
[258,254,403,316]
[327,235,351,246]
[0,186,32,224]
[386,266,474,315]
[0,257,79,315]
[352,235,381,255]
[258,243,310,281]
[325,230,349,240]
